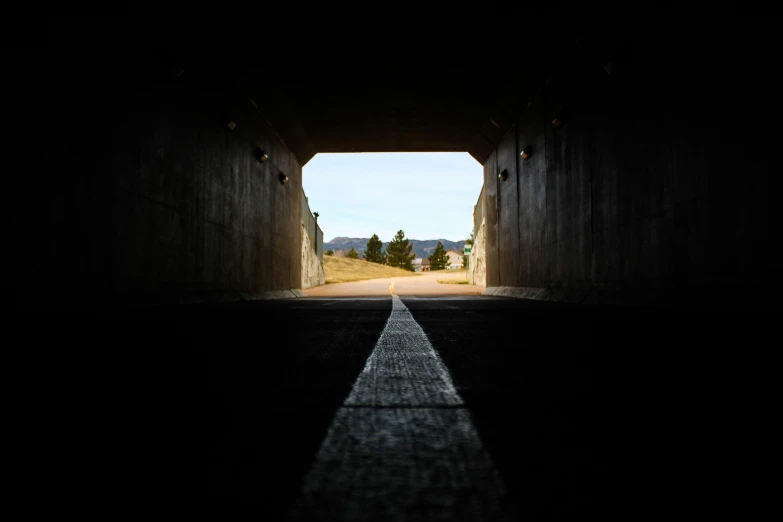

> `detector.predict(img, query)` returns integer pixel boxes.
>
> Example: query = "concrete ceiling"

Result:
[43,9,618,165]
[135,7,623,166]
[268,39,546,164]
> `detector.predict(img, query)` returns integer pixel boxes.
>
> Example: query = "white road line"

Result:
[289,295,507,521]
[344,296,463,407]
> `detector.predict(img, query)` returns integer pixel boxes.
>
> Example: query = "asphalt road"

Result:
[89,293,727,520]
[304,270,483,297]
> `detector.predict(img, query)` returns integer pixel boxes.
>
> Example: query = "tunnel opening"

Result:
[301,152,484,297]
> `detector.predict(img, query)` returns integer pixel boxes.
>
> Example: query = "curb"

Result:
[482,286,689,308]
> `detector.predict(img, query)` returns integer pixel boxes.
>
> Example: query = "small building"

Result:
[412,258,430,272]
[445,249,464,270]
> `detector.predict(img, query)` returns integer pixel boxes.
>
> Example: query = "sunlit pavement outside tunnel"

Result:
[304,270,482,297]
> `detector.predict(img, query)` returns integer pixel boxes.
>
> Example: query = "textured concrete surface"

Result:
[15,43,304,310]
[463,32,776,307]
[302,226,326,289]
[482,285,691,307]
[467,218,486,287]
[475,40,775,303]
[242,289,305,300]
[177,289,304,305]
[483,152,500,290]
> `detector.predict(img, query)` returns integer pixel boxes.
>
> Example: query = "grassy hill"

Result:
[324,256,423,284]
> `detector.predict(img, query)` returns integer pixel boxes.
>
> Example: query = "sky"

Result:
[302,152,484,244]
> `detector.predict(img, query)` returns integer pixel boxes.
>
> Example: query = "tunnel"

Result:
[10,10,775,521]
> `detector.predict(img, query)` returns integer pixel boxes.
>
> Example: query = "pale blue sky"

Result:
[302,152,484,243]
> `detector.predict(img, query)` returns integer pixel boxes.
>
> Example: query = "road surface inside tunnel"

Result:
[123,294,709,520]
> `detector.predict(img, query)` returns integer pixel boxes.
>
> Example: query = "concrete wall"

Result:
[15,47,303,308]
[481,42,774,303]
[302,225,325,289]
[467,219,486,287]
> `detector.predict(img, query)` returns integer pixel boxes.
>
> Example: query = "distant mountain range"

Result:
[325,237,466,259]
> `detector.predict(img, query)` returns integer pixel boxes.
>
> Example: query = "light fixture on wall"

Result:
[498,169,509,181]
[255,147,268,162]
[279,172,289,184]
[520,145,533,159]
[552,108,568,128]
[226,120,237,131]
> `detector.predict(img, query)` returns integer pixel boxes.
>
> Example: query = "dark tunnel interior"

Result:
[11,12,776,308]
[7,9,776,520]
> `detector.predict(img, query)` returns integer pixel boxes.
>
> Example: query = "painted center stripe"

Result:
[290,295,507,521]
[344,295,463,407]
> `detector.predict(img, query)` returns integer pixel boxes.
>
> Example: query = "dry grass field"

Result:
[324,256,424,284]
[435,268,468,284]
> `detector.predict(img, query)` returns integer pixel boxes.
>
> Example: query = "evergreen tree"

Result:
[386,230,415,271]
[428,241,450,270]
[363,234,386,264]
[325,249,334,256]
[346,247,360,259]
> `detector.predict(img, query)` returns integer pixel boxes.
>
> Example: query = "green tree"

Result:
[363,234,386,264]
[325,249,334,256]
[386,230,415,271]
[428,241,450,270]
[346,247,360,259]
